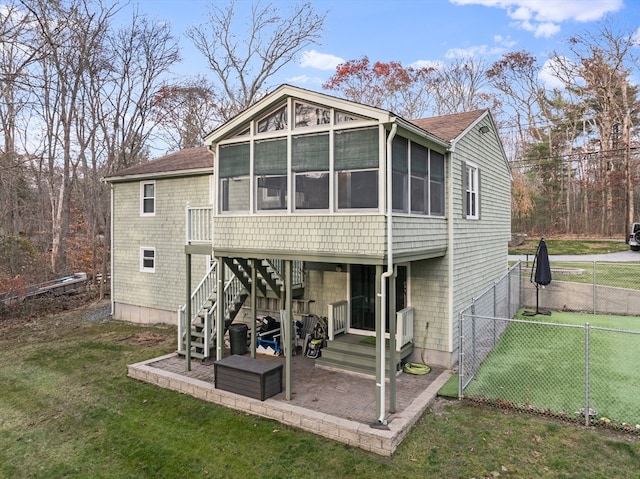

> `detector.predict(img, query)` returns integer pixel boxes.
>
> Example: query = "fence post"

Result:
[584,322,590,427]
[458,311,464,399]
[592,261,597,314]
[471,299,477,376]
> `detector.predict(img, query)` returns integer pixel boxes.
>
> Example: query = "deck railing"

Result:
[328,300,348,340]
[396,307,414,351]
[186,203,213,244]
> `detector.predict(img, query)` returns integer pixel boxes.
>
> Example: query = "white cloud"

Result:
[410,59,445,70]
[450,0,623,36]
[538,57,567,90]
[532,22,562,38]
[299,50,344,70]
[493,35,517,48]
[444,43,506,59]
[285,74,323,85]
[633,27,640,46]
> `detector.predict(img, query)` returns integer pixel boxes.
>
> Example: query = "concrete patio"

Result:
[128,350,452,456]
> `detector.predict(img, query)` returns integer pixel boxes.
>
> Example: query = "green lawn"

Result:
[1,301,639,478]
[464,311,640,426]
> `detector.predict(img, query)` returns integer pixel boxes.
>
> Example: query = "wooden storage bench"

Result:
[214,354,283,401]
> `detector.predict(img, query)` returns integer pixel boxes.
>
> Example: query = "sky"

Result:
[126,0,640,92]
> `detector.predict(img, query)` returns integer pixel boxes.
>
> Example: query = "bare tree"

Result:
[433,57,495,116]
[548,23,639,236]
[22,0,118,274]
[0,2,43,238]
[151,76,221,150]
[187,0,326,121]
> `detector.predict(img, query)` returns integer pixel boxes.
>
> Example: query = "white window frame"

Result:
[140,247,156,273]
[465,162,479,219]
[140,181,156,216]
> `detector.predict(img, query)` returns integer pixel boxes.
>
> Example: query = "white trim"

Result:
[140,180,156,216]
[140,247,156,273]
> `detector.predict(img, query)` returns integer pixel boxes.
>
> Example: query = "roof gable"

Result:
[410,110,487,142]
[205,84,394,144]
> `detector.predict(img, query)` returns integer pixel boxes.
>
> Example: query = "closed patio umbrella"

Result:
[524,237,552,316]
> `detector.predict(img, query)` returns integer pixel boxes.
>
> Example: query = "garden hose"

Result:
[403,362,431,375]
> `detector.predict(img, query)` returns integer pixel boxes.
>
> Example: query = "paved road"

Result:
[509,250,640,263]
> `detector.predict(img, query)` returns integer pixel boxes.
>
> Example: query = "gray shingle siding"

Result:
[112,174,211,322]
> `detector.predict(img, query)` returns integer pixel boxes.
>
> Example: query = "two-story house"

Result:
[105,85,511,418]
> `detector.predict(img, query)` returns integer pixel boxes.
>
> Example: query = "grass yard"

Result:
[464,310,640,427]
[1,300,639,478]
[509,238,628,255]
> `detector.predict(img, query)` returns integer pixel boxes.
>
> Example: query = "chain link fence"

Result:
[521,261,640,315]
[459,261,640,430]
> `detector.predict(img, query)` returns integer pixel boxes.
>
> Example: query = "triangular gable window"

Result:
[257,104,287,133]
[294,101,330,128]
[233,126,250,137]
[335,110,366,124]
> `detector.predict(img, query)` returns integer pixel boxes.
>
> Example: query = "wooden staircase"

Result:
[315,334,414,377]
[178,259,303,360]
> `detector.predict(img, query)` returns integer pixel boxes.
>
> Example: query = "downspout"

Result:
[109,183,115,316]
[447,138,458,355]
[378,122,397,425]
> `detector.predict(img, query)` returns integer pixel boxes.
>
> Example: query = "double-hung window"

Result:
[140,247,155,273]
[335,127,379,209]
[464,161,480,219]
[140,181,155,216]
[293,133,329,210]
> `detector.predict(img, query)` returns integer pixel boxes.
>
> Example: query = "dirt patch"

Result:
[117,331,169,346]
[429,396,457,417]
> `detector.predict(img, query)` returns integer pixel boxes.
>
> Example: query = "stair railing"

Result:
[396,307,414,351]
[178,261,217,353]
[328,300,348,340]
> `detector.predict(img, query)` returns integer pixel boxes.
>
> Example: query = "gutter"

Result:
[377,122,398,425]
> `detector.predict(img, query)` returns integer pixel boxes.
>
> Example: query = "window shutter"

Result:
[462,161,468,218]
[255,138,287,175]
[292,133,329,172]
[334,127,379,170]
[218,143,250,178]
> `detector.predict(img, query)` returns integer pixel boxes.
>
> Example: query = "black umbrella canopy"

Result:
[534,238,552,286]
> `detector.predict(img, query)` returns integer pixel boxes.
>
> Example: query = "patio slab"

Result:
[128,351,452,456]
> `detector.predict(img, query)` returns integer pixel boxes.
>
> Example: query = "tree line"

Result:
[1,0,638,296]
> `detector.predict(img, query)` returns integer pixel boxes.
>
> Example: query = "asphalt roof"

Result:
[410,109,487,142]
[106,109,487,180]
[104,146,212,180]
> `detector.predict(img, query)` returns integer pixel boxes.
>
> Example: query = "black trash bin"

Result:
[229,323,248,355]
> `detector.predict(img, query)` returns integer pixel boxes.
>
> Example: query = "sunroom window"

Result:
[430,151,445,216]
[293,133,329,210]
[219,143,250,212]
[335,127,379,209]
[410,143,429,214]
[392,136,408,212]
[255,138,287,210]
